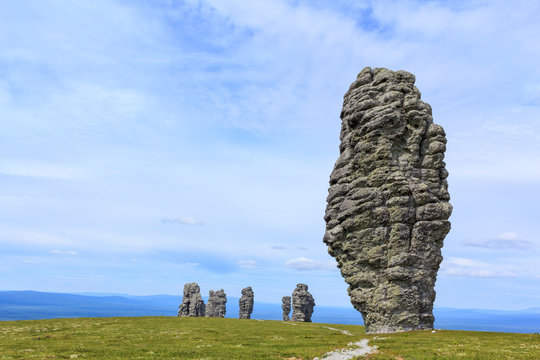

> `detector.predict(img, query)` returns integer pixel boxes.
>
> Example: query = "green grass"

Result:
[369,330,540,360]
[0,316,538,359]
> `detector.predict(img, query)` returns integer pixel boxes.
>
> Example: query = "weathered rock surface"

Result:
[291,284,315,322]
[178,282,206,317]
[206,289,227,318]
[239,287,254,319]
[282,296,291,321]
[323,67,452,334]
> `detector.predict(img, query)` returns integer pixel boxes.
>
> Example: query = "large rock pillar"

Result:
[291,284,315,322]
[178,282,206,317]
[323,67,452,333]
[206,289,227,318]
[239,287,254,319]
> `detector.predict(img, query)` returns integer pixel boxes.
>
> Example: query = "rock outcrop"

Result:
[178,282,206,317]
[239,287,254,319]
[323,67,452,333]
[206,289,227,318]
[282,296,291,321]
[291,284,315,322]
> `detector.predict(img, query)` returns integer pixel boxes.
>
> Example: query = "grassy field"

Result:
[0,316,538,359]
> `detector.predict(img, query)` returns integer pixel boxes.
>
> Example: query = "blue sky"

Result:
[1,0,539,310]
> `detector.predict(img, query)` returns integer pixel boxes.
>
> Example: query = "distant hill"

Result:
[0,291,364,325]
[0,291,175,320]
[434,307,540,333]
[1,291,538,333]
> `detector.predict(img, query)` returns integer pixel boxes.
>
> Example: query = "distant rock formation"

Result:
[282,296,291,321]
[291,284,315,322]
[206,289,227,318]
[178,282,205,317]
[323,67,452,333]
[239,287,254,319]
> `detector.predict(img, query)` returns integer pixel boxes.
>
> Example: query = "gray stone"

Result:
[323,67,452,334]
[178,282,205,317]
[282,296,291,321]
[206,289,227,318]
[291,284,315,322]
[239,287,254,319]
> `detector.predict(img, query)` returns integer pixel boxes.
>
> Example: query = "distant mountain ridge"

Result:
[1,291,538,333]
[0,290,364,325]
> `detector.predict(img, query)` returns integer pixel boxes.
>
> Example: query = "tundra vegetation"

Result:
[0,317,538,359]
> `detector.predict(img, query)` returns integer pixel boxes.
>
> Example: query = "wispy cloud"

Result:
[161,217,205,226]
[441,257,517,278]
[23,259,38,264]
[285,257,336,272]
[465,232,534,251]
[50,275,104,281]
[270,245,309,251]
[0,230,73,248]
[50,250,78,255]
[0,160,89,180]
[237,259,256,269]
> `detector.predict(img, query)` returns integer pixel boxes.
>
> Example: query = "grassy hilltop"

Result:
[0,317,538,359]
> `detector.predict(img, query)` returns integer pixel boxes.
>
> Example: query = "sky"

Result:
[1,0,539,310]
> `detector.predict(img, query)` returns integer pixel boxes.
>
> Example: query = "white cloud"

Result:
[445,268,498,278]
[0,230,73,248]
[161,217,205,226]
[441,257,517,278]
[237,259,256,269]
[179,0,540,183]
[186,262,200,267]
[0,0,539,307]
[449,155,540,183]
[0,160,89,180]
[23,259,38,264]
[50,275,103,281]
[285,257,336,272]
[465,232,534,250]
[55,83,146,118]
[1,226,285,262]
[50,250,78,255]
